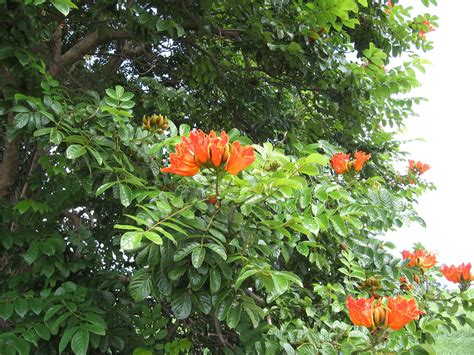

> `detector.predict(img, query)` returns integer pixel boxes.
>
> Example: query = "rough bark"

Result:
[49,28,132,76]
[0,112,21,201]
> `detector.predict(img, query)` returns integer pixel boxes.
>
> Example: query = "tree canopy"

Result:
[1,0,473,354]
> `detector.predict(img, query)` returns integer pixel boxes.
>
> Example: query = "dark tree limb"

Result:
[51,23,63,63]
[212,316,235,352]
[49,28,132,76]
[244,288,265,306]
[0,112,21,201]
[164,319,181,342]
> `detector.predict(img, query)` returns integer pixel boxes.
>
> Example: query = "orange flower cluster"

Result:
[419,18,435,39]
[161,130,255,176]
[330,151,371,175]
[347,295,424,331]
[409,160,430,175]
[440,263,473,284]
[402,249,436,269]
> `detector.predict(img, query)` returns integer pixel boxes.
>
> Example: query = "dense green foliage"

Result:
[1,0,472,354]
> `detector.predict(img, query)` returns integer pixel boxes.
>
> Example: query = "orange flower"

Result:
[225,141,256,175]
[347,296,423,331]
[409,160,430,175]
[440,263,473,283]
[162,130,255,176]
[402,249,436,269]
[209,131,230,167]
[161,137,200,176]
[354,151,371,171]
[387,297,424,330]
[331,152,350,174]
[189,130,211,166]
[346,296,375,328]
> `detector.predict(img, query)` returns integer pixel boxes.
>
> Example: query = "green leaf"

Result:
[59,327,78,353]
[66,144,87,159]
[305,153,328,165]
[82,323,106,335]
[51,0,78,17]
[34,324,51,340]
[71,328,89,355]
[0,302,14,320]
[24,242,40,264]
[144,231,163,245]
[235,269,260,289]
[114,224,142,231]
[14,339,30,355]
[287,41,302,53]
[14,113,30,129]
[120,231,142,250]
[191,247,206,268]
[119,184,133,207]
[14,49,30,66]
[205,243,227,260]
[15,199,30,214]
[15,299,28,318]
[174,242,200,261]
[226,304,242,329]
[133,348,154,355]
[171,291,192,319]
[29,299,43,315]
[129,269,153,302]
[330,215,347,236]
[271,274,289,295]
[210,269,221,294]
[87,147,103,165]
[115,85,124,99]
[44,304,63,322]
[95,182,116,196]
[156,269,171,296]
[175,23,185,37]
[299,165,319,176]
[156,19,169,31]
[34,127,52,137]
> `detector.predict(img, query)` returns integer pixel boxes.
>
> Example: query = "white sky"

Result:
[387,0,474,266]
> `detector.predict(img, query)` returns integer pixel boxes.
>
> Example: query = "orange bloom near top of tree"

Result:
[161,129,255,176]
[440,263,473,283]
[189,130,211,167]
[330,152,350,174]
[225,141,256,175]
[402,249,436,269]
[354,151,371,171]
[409,160,430,175]
[386,297,424,330]
[209,130,230,167]
[160,137,200,176]
[346,296,375,328]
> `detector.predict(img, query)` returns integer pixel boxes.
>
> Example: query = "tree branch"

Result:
[0,112,22,201]
[49,28,132,76]
[244,288,265,306]
[51,23,63,63]
[212,316,235,352]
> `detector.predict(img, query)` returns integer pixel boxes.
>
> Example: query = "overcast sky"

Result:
[387,0,474,267]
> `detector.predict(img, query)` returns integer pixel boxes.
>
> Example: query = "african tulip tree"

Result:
[1,0,472,354]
